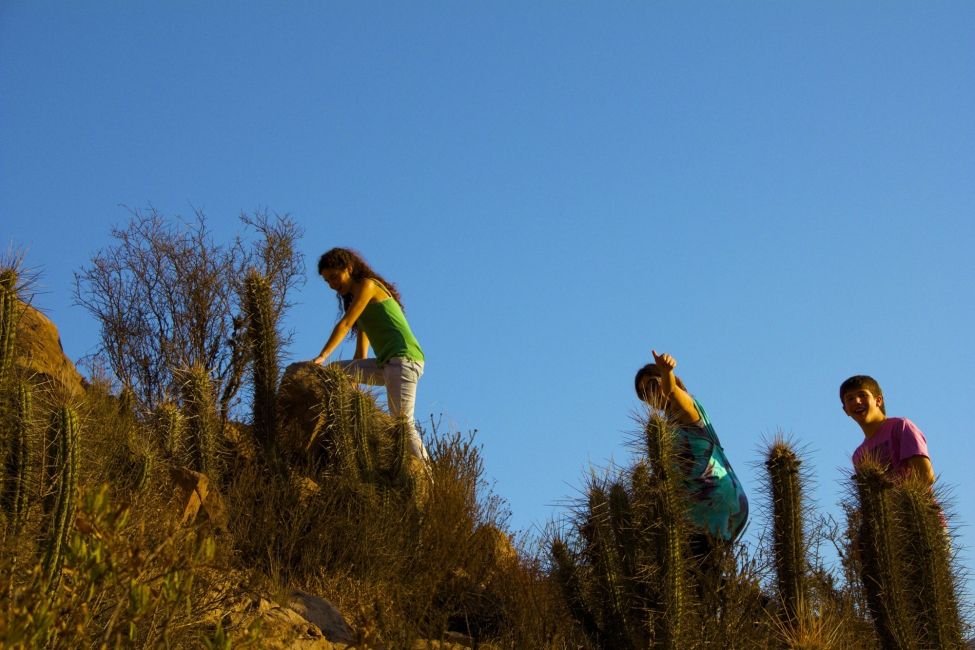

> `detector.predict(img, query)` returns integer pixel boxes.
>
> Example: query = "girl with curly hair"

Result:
[312,247,429,463]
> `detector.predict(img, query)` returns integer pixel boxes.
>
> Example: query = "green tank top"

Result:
[356,298,424,365]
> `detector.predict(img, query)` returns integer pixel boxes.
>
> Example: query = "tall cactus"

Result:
[0,268,17,384]
[2,381,32,534]
[765,440,808,621]
[853,461,917,649]
[892,479,963,649]
[642,413,688,650]
[180,365,218,480]
[244,269,279,452]
[41,404,80,591]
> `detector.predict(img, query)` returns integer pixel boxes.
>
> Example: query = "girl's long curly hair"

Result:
[317,248,404,332]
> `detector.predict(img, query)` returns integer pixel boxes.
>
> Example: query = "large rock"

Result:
[219,592,355,649]
[12,298,85,397]
[277,361,390,462]
[288,590,356,644]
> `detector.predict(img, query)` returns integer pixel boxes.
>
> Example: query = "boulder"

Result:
[288,590,356,644]
[277,361,389,462]
[12,298,85,397]
[219,593,354,649]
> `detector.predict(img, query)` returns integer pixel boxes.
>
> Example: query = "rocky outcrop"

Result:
[13,299,85,397]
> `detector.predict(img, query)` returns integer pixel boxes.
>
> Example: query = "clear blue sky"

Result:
[3,2,974,584]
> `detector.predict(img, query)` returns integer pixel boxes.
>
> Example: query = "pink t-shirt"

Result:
[852,417,930,477]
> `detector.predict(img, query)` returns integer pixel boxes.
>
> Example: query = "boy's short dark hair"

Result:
[839,375,886,415]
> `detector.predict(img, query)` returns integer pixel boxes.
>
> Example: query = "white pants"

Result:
[332,357,430,462]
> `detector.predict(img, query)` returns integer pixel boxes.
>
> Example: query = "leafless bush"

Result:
[73,207,303,420]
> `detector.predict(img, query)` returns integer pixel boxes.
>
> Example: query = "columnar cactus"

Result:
[180,365,218,479]
[41,404,80,591]
[386,420,411,484]
[2,381,32,534]
[853,461,917,649]
[551,537,604,647]
[892,479,963,649]
[351,391,377,482]
[583,484,634,649]
[765,440,808,621]
[0,268,17,384]
[244,269,279,452]
[153,401,184,461]
[642,413,688,650]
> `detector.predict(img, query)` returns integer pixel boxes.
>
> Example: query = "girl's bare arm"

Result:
[313,281,376,363]
[652,350,701,425]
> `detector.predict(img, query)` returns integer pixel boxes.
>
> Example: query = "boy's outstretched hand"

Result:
[652,350,677,372]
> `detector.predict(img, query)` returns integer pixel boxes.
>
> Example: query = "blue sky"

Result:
[3,2,974,584]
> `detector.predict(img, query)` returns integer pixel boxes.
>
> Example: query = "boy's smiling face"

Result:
[842,388,886,426]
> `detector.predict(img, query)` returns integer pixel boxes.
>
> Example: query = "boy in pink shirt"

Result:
[840,375,936,485]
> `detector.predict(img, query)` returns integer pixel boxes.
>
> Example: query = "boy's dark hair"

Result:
[634,364,688,401]
[839,375,886,415]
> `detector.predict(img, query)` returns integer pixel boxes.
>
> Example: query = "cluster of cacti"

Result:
[765,439,809,621]
[2,381,33,534]
[179,364,219,480]
[243,269,280,452]
[41,404,80,591]
[852,459,963,649]
[550,413,691,649]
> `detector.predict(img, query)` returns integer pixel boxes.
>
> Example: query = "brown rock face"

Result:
[13,299,85,397]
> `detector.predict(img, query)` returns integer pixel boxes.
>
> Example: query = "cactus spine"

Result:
[893,480,963,649]
[765,440,808,621]
[2,381,32,534]
[0,269,16,385]
[41,404,79,591]
[853,461,917,649]
[244,269,279,452]
[180,365,218,479]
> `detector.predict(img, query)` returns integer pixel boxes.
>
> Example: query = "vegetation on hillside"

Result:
[0,216,970,648]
